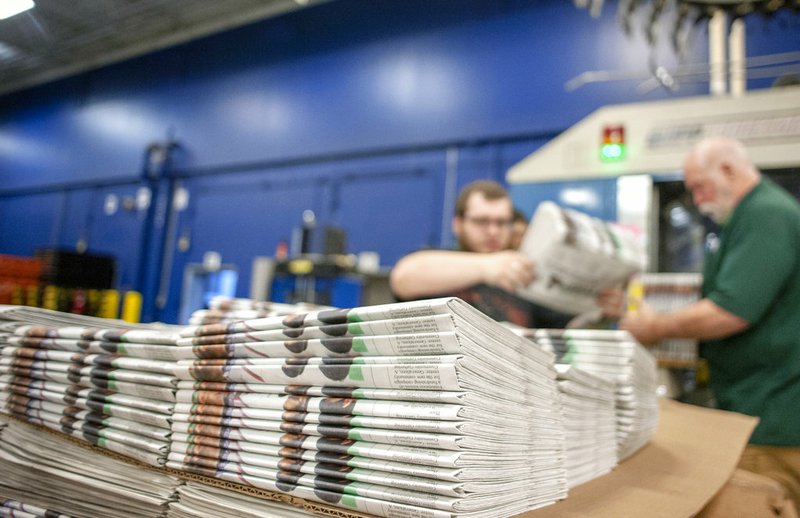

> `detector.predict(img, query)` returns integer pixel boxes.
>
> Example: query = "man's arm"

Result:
[389,249,535,300]
[620,298,749,344]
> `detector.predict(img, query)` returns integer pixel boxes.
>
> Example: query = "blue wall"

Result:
[1,0,798,321]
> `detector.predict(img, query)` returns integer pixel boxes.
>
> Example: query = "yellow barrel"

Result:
[99,290,121,320]
[121,291,143,323]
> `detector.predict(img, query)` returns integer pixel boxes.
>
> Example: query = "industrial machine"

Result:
[506,87,800,273]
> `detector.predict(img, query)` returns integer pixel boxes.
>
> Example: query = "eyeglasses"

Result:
[463,216,513,229]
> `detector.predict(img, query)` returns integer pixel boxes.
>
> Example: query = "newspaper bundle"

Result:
[517,201,646,315]
[554,364,617,488]
[0,299,664,517]
[632,273,702,366]
[189,296,332,326]
[0,418,181,518]
[1,498,73,518]
[170,297,567,518]
[0,315,183,466]
[519,328,659,461]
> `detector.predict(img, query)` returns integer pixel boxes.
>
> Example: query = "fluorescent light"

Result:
[0,42,20,60]
[0,0,35,20]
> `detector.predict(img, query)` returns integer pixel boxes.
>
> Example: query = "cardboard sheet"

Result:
[520,399,757,518]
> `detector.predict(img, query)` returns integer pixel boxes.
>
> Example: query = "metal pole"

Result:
[709,9,728,96]
[729,18,746,97]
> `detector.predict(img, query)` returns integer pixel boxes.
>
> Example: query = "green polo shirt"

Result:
[702,178,800,446]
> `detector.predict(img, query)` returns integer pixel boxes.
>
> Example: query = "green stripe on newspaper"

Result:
[352,338,367,353]
[347,313,364,324]
[563,340,577,364]
[341,494,358,509]
[348,323,365,336]
[349,365,364,381]
[603,221,622,258]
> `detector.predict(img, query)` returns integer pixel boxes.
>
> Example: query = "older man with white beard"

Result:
[621,137,800,511]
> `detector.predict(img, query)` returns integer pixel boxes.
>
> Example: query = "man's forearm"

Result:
[652,299,750,341]
[389,250,488,299]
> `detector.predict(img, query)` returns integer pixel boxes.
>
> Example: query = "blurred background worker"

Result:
[621,137,800,511]
[390,179,625,328]
[390,180,535,299]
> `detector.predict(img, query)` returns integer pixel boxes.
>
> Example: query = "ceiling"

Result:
[0,0,328,97]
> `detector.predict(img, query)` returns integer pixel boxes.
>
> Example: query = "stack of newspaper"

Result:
[189,297,331,326]
[521,329,658,461]
[0,418,181,518]
[633,273,702,366]
[170,297,567,518]
[517,201,646,315]
[0,305,173,329]
[554,364,617,488]
[0,311,183,466]
[2,498,72,518]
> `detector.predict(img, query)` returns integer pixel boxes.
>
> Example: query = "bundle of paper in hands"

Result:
[171,297,567,518]
[517,201,647,315]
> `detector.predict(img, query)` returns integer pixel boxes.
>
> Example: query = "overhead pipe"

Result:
[729,17,746,97]
[709,9,728,96]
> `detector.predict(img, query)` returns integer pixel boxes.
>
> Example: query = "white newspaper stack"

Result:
[0,418,181,518]
[521,328,659,461]
[189,296,332,326]
[0,305,170,329]
[171,297,567,518]
[0,306,184,466]
[635,273,702,366]
[517,201,646,315]
[554,364,617,488]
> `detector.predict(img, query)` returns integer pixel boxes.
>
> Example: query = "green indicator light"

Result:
[600,143,625,160]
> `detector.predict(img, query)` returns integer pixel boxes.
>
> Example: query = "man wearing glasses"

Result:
[390,180,622,327]
[390,180,535,300]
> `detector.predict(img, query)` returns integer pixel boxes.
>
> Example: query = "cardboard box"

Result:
[522,399,757,518]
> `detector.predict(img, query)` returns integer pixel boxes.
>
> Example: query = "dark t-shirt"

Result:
[392,246,574,329]
[451,283,573,328]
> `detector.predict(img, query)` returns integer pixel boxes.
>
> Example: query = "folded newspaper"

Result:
[519,328,659,461]
[555,364,617,488]
[516,201,646,314]
[169,297,568,517]
[0,299,662,518]
[1,300,569,518]
[0,316,182,467]
[0,418,181,518]
[632,273,702,366]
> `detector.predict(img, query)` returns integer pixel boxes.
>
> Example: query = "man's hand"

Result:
[619,304,662,345]
[479,251,535,292]
[596,287,626,320]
